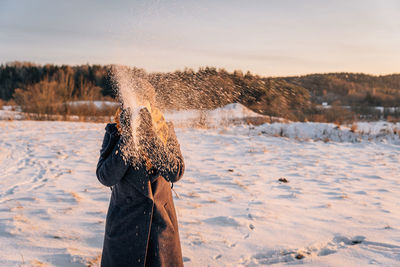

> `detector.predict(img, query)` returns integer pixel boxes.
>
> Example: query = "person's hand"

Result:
[138,107,154,140]
[119,107,132,132]
[137,107,167,166]
[138,107,164,152]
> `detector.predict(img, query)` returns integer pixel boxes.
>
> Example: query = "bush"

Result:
[387,115,400,123]
[68,102,118,117]
[304,105,356,124]
[13,81,61,115]
[12,80,117,121]
[350,123,357,133]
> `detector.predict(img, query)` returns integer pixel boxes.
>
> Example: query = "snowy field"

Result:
[0,110,400,266]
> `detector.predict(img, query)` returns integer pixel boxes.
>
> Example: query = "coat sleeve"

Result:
[96,124,130,187]
[158,122,185,183]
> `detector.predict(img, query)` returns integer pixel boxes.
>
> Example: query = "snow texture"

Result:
[0,104,399,266]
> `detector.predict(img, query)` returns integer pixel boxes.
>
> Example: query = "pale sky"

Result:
[0,0,399,76]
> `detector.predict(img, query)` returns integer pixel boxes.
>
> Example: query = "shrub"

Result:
[350,123,358,133]
[12,80,117,120]
[387,115,400,123]
[68,102,118,117]
[13,81,61,115]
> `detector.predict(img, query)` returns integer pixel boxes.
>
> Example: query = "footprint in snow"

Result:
[203,216,241,227]
[244,235,399,265]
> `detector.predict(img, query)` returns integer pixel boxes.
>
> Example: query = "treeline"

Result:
[1,62,399,122]
[0,62,114,101]
[283,73,400,107]
[0,62,311,121]
[0,62,116,119]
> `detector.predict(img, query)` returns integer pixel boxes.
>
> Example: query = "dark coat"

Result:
[96,123,184,267]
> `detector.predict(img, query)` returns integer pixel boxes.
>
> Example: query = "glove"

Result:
[137,107,167,171]
[119,107,132,132]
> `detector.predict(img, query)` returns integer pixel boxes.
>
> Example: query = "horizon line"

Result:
[1,60,399,78]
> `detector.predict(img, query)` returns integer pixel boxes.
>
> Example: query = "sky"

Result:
[0,0,399,76]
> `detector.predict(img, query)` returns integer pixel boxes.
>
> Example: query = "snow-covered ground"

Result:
[0,106,400,266]
[67,101,118,108]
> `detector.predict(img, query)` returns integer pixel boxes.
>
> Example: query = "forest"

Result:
[1,62,399,122]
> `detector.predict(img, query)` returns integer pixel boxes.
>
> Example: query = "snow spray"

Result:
[111,65,150,165]
[110,65,178,173]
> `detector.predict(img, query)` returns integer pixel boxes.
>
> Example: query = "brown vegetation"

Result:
[283,73,400,107]
[1,62,399,122]
[13,79,117,120]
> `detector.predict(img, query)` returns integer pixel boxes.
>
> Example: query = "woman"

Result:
[96,101,185,266]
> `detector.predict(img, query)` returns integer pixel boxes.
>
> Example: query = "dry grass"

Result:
[234,179,248,189]
[8,112,113,123]
[69,192,82,202]
[30,260,48,267]
[186,191,200,198]
[12,82,117,122]
[86,253,102,267]
[323,137,330,143]
[350,123,358,133]
[387,115,400,123]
